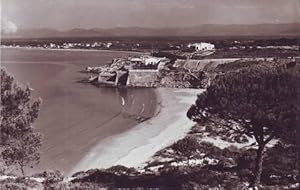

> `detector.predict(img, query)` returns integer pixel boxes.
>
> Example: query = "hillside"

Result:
[2,23,300,39]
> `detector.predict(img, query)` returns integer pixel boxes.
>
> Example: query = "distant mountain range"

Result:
[3,23,300,39]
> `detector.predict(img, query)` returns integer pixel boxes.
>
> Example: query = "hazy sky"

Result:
[1,0,299,32]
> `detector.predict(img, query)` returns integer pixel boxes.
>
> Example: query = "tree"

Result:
[0,68,42,176]
[171,136,199,166]
[187,61,299,186]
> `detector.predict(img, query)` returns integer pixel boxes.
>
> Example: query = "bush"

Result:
[42,170,64,189]
[0,177,42,190]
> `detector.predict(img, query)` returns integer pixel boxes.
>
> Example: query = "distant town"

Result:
[1,37,299,59]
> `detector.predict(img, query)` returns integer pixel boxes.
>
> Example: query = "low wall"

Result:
[174,57,277,71]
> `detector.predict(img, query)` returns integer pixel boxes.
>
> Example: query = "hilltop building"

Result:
[188,42,215,51]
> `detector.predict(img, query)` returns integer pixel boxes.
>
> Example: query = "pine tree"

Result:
[1,68,42,176]
[187,61,299,186]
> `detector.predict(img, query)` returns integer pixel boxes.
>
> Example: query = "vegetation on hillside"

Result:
[187,60,299,186]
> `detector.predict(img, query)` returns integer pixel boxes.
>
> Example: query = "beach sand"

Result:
[71,88,204,175]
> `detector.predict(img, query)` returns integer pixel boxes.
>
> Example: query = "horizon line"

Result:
[14,22,300,31]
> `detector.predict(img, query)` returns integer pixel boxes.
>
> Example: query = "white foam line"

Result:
[121,97,125,106]
[140,103,145,114]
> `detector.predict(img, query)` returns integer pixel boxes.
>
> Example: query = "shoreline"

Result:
[1,48,157,175]
[70,87,203,175]
[1,46,148,55]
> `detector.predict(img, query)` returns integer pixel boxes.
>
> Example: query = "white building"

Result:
[130,57,143,65]
[106,42,112,48]
[129,56,168,70]
[144,56,162,65]
[188,42,215,51]
[49,43,56,48]
[130,56,163,66]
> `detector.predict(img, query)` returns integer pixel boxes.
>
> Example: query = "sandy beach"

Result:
[71,88,204,175]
